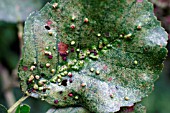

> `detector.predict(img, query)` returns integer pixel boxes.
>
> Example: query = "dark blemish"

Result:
[28,88,36,93]
[40,64,44,68]
[94,52,98,56]
[54,99,59,104]
[69,79,73,83]
[60,53,67,57]
[115,86,119,90]
[27,80,32,84]
[64,97,67,100]
[61,79,67,86]
[28,88,33,93]
[43,88,46,92]
[48,55,53,59]
[59,91,63,94]
[45,25,51,30]
[62,57,67,61]
[40,73,46,77]
[105,32,110,37]
[71,48,74,52]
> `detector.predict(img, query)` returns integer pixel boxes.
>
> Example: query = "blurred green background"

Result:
[0,0,170,113]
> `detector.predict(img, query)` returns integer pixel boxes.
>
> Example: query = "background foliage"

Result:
[0,0,170,113]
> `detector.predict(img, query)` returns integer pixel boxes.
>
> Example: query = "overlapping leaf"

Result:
[15,104,30,113]
[18,0,168,112]
[0,0,51,22]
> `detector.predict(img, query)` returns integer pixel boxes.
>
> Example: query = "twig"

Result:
[0,64,16,108]
[17,22,23,41]
[17,22,23,58]
[11,68,20,88]
[8,96,29,113]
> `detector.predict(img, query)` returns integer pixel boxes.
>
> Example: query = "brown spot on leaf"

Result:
[58,42,69,60]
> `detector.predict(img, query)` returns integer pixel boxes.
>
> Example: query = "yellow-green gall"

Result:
[134,60,138,65]
[46,63,50,68]
[52,3,58,8]
[71,41,75,45]
[81,83,86,87]
[33,84,39,89]
[124,96,130,101]
[96,70,100,75]
[35,75,40,80]
[75,96,79,100]
[51,69,55,73]
[90,67,94,72]
[97,33,101,37]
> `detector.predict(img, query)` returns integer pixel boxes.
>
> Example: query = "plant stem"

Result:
[8,96,29,113]
[0,64,16,108]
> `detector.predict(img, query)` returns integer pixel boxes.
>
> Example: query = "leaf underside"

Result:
[18,0,168,112]
[46,103,146,113]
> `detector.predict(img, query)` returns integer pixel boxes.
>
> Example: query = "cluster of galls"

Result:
[49,59,85,86]
[26,72,50,96]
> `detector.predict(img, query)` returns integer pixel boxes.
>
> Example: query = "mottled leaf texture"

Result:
[46,103,146,113]
[18,0,168,112]
[0,0,43,22]
[0,104,7,113]
[15,104,30,113]
[46,107,89,113]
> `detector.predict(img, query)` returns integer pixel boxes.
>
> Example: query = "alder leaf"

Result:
[18,0,168,112]
[15,104,30,113]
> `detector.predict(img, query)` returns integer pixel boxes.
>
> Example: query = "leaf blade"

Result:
[18,0,168,112]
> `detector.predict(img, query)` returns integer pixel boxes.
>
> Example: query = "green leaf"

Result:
[0,104,7,113]
[0,0,51,22]
[15,104,30,113]
[18,0,168,112]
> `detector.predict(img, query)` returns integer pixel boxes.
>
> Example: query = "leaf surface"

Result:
[18,0,168,112]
